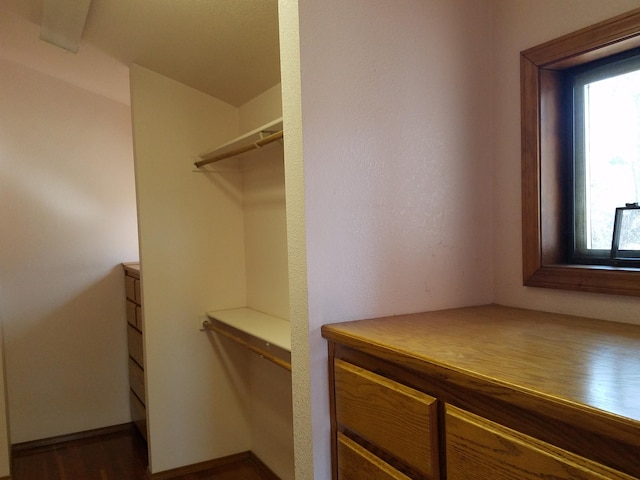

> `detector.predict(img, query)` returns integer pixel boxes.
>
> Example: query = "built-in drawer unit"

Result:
[123,262,146,441]
[322,305,640,480]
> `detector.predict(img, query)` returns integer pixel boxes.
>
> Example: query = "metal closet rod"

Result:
[193,130,284,169]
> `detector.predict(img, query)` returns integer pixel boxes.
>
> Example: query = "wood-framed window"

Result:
[521,8,640,296]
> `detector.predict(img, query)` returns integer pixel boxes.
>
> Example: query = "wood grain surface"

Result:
[337,432,412,480]
[446,405,635,480]
[334,358,438,478]
[323,304,640,477]
[323,304,640,423]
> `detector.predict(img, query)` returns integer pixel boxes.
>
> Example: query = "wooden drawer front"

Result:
[135,305,142,331]
[126,300,137,327]
[338,432,412,480]
[126,302,143,331]
[129,390,147,441]
[125,275,136,302]
[127,325,144,367]
[125,275,141,304]
[128,357,145,404]
[446,405,635,480]
[134,278,140,303]
[334,358,438,478]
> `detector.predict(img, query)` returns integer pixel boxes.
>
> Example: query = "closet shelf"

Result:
[194,117,283,169]
[203,307,291,371]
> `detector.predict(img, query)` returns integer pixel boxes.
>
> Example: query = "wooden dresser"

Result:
[123,262,147,441]
[321,304,640,480]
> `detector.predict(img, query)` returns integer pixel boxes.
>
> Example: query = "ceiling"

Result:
[10,0,282,107]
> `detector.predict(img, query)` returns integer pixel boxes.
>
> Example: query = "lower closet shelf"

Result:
[204,308,291,371]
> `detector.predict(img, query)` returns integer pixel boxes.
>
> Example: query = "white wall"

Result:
[0,52,138,446]
[248,355,293,480]
[492,0,640,324]
[239,83,283,132]
[281,1,494,477]
[243,147,289,321]
[241,84,288,321]
[238,85,294,479]
[130,65,255,474]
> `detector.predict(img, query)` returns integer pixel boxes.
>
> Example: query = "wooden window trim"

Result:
[521,8,640,296]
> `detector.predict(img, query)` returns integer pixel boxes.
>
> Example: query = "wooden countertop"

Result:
[321,304,640,441]
[122,262,140,278]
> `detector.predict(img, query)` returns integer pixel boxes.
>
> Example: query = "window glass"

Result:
[572,54,640,263]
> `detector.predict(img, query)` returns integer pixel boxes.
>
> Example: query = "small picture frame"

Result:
[611,203,640,261]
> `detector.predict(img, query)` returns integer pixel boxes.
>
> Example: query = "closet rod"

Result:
[194,130,283,168]
[202,319,291,371]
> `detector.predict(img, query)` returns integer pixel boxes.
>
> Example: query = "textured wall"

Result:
[278,2,311,478]
[282,1,494,477]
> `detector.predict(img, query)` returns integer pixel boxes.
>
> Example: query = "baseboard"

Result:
[147,451,280,479]
[249,452,280,480]
[146,451,250,479]
[11,422,135,454]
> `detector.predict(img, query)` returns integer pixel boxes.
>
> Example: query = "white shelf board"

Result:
[205,307,290,352]
[199,117,283,161]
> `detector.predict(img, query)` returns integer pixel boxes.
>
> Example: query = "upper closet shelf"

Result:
[194,117,283,169]
[203,307,291,371]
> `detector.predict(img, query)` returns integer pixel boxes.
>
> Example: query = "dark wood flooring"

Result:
[12,426,270,480]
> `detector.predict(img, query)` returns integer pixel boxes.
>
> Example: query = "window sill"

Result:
[525,264,640,296]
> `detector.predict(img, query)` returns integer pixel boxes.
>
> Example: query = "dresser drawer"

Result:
[337,432,412,480]
[126,301,143,331]
[125,275,141,304]
[134,278,140,303]
[126,300,137,328]
[125,275,136,302]
[445,405,635,480]
[128,357,145,404]
[135,305,142,331]
[334,358,438,478]
[130,390,147,441]
[127,324,144,367]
